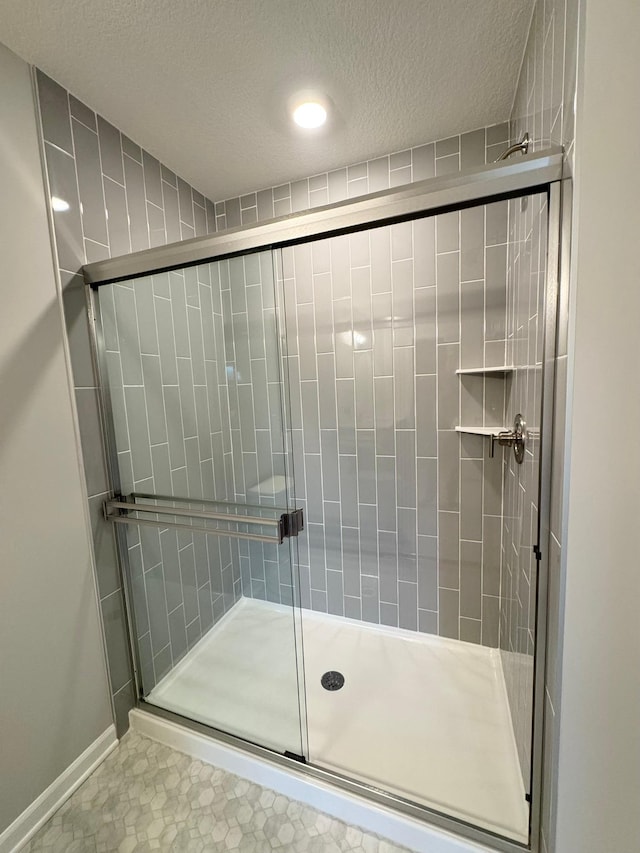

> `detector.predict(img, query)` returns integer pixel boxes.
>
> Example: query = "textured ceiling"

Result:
[0,0,532,201]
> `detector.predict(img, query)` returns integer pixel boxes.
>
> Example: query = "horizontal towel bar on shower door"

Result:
[130,491,288,517]
[103,495,304,545]
[106,499,282,527]
[107,514,285,544]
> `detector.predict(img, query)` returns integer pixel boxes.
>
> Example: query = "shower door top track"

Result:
[83,147,563,286]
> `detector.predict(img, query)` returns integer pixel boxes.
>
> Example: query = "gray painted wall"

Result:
[555,1,640,851]
[35,70,221,732]
[0,43,112,835]
[507,0,580,846]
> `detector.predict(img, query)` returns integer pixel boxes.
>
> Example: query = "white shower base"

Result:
[147,597,528,843]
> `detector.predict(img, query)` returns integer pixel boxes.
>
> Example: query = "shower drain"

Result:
[321,671,345,691]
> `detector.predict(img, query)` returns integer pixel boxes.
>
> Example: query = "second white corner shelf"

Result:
[456,366,514,375]
[455,425,507,437]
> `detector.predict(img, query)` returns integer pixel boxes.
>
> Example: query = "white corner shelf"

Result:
[456,366,515,375]
[455,426,507,437]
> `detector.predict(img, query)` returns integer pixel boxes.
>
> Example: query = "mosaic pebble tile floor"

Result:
[24,732,413,852]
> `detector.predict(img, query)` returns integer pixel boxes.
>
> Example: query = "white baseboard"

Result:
[0,726,118,853]
[130,709,493,853]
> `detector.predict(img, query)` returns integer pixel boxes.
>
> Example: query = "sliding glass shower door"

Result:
[86,148,562,852]
[95,252,305,756]
[278,190,552,843]
[95,194,552,837]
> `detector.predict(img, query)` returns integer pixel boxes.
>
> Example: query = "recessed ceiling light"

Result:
[292,101,327,129]
[51,196,69,212]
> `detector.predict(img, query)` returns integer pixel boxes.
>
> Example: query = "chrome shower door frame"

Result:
[84,148,565,853]
[86,282,147,712]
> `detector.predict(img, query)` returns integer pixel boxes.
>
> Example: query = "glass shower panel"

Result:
[96,252,304,756]
[281,193,550,844]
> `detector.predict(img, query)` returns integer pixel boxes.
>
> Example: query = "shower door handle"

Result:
[492,414,526,464]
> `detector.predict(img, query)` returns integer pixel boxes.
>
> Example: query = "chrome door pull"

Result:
[492,414,526,464]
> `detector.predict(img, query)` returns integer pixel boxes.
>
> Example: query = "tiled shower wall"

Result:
[99,249,297,698]
[36,62,518,728]
[92,244,305,711]
[211,127,511,229]
[99,264,242,697]
[276,205,509,644]
[101,191,513,647]
[220,254,297,606]
[215,126,513,645]
[35,70,219,733]
[505,0,580,848]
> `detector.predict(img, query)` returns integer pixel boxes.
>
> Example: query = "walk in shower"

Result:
[86,148,562,851]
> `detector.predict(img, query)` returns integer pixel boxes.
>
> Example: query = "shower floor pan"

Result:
[147,597,528,842]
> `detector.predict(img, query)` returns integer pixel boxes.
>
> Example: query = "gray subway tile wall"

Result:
[212,128,507,228]
[97,121,514,651]
[35,70,218,734]
[220,253,297,607]
[271,191,510,645]
[209,126,516,647]
[506,0,579,847]
[37,61,519,732]
[99,266,242,695]
[206,125,527,646]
